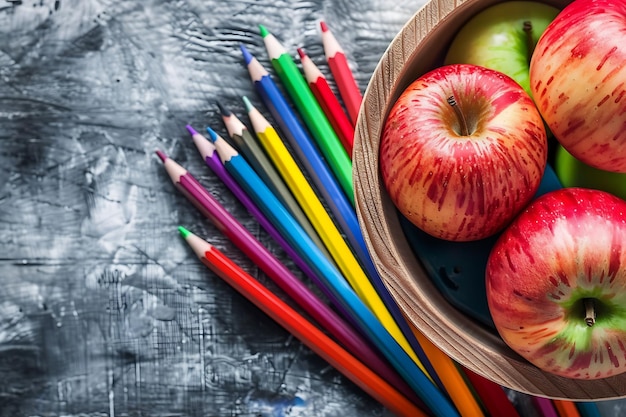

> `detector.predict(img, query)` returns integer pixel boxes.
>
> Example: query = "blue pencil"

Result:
[206,125,459,417]
[239,44,444,391]
[576,402,603,417]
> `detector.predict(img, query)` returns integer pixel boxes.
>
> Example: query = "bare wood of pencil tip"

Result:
[217,101,333,264]
[320,21,363,126]
[179,227,428,417]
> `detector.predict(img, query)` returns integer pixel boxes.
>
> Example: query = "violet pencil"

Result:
[156,149,421,405]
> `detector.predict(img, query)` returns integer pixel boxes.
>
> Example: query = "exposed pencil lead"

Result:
[297,47,306,59]
[320,21,328,33]
[205,126,219,143]
[155,150,167,162]
[178,226,191,239]
[216,100,231,117]
[242,96,253,113]
[185,124,198,136]
[240,44,254,65]
[259,24,269,38]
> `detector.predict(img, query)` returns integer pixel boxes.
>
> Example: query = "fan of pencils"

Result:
[155,21,601,417]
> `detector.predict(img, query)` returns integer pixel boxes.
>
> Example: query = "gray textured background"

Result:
[0,0,419,416]
[2,0,626,416]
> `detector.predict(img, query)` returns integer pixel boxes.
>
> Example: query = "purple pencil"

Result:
[186,125,344,315]
[160,142,421,406]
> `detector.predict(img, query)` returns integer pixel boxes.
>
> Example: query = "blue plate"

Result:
[399,165,563,329]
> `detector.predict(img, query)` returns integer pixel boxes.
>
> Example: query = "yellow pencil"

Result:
[242,95,434,382]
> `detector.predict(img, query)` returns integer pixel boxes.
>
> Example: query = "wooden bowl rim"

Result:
[352,0,626,400]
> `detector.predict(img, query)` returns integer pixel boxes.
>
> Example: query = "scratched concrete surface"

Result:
[0,0,420,416]
[2,0,626,416]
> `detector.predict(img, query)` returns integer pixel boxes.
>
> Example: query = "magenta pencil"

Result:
[156,149,423,406]
[185,125,343,315]
[532,396,559,417]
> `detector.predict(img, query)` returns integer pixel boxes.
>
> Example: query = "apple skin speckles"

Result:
[487,187,626,380]
[380,63,547,242]
[530,0,626,173]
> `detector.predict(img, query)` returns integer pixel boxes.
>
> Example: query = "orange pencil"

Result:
[179,226,428,417]
[409,324,485,417]
[298,47,355,156]
[553,400,582,417]
[320,21,363,126]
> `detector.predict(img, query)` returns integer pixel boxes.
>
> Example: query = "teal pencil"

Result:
[259,24,354,205]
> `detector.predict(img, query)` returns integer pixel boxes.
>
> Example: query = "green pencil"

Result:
[259,24,354,205]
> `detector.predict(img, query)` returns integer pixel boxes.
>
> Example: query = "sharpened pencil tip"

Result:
[242,96,253,112]
[156,150,167,162]
[296,47,306,59]
[320,21,328,33]
[178,226,191,239]
[240,44,254,65]
[205,126,218,142]
[185,124,198,136]
[216,100,231,117]
[258,24,269,37]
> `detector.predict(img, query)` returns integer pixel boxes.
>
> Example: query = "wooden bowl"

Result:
[353,0,626,400]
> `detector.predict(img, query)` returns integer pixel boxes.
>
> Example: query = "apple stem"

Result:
[523,21,534,63]
[584,298,596,327]
[447,95,470,136]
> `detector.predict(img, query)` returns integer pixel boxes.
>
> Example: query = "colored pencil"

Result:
[576,402,603,417]
[461,368,520,417]
[320,21,363,126]
[553,400,582,417]
[156,150,423,405]
[409,325,486,417]
[216,102,332,262]
[297,47,354,157]
[178,227,428,417]
[532,396,559,417]
[206,129,459,417]
[240,96,430,374]
[185,125,346,320]
[207,121,433,379]
[259,24,354,204]
[239,44,445,392]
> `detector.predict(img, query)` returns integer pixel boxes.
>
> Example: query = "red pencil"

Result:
[179,227,429,417]
[298,47,355,157]
[320,21,363,126]
[462,368,521,417]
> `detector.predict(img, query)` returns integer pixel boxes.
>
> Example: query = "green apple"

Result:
[444,1,560,97]
[555,144,626,201]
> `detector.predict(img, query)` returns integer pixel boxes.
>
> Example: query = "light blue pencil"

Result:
[205,125,459,417]
[240,44,444,391]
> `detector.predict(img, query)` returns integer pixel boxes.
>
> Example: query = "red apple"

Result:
[380,63,547,242]
[530,0,626,173]
[486,187,626,380]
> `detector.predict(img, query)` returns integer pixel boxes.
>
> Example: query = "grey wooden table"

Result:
[1,0,625,416]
